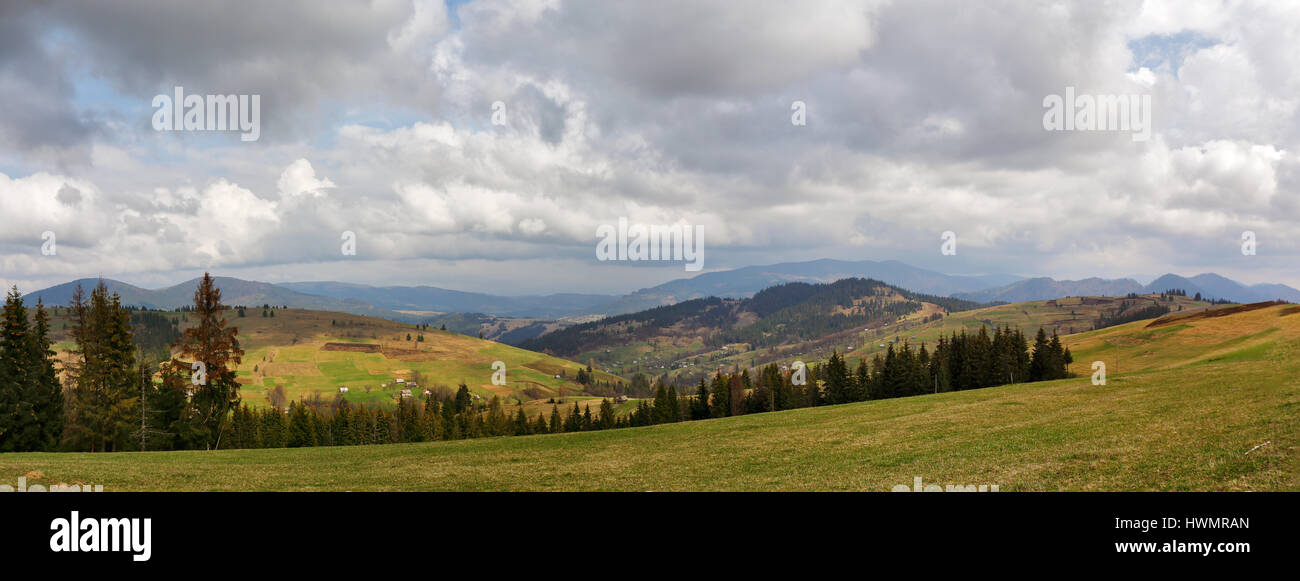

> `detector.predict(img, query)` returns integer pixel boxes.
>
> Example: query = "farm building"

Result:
[338,386,349,393]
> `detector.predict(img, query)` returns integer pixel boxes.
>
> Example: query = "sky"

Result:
[0,0,1297,296]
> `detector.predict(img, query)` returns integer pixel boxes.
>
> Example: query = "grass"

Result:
[3,304,1296,492]
[229,310,625,407]
[47,307,622,409]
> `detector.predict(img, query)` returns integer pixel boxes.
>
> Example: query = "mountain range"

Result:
[278,281,617,318]
[953,273,1300,304]
[22,260,1299,323]
[27,277,403,319]
[586,259,1021,315]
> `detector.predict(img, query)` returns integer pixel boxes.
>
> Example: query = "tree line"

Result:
[0,273,243,452]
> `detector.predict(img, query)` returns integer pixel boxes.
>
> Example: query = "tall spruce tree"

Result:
[166,273,243,449]
[822,351,852,404]
[63,282,139,452]
[0,287,33,451]
[1029,328,1051,382]
[31,299,64,450]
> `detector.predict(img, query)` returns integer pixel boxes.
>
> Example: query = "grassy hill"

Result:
[2,302,1294,491]
[637,292,1214,384]
[42,306,622,410]
[835,293,1214,364]
[522,278,980,383]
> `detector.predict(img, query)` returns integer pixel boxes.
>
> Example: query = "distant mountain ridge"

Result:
[954,273,1300,304]
[26,277,403,320]
[279,281,616,318]
[23,261,1297,323]
[587,258,1022,315]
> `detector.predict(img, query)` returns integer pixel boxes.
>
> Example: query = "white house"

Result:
[338,386,349,393]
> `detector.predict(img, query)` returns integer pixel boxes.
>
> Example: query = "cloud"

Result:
[2,0,1300,295]
[277,159,336,199]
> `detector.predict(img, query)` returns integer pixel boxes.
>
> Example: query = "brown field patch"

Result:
[1146,301,1285,328]
[321,342,381,353]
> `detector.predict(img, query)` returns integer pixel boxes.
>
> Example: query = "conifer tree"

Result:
[599,398,616,429]
[709,372,729,418]
[0,287,33,451]
[166,273,243,449]
[514,404,531,435]
[822,351,852,404]
[549,404,562,433]
[691,377,710,420]
[1029,328,1051,382]
[61,282,139,452]
[29,298,63,450]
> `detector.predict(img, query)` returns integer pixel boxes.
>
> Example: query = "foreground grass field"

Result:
[4,303,1295,491]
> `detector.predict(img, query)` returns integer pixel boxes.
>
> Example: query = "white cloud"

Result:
[277,159,337,199]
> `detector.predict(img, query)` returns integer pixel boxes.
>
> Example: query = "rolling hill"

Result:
[626,291,1216,385]
[4,301,1294,491]
[520,277,982,381]
[588,258,1020,315]
[39,304,622,411]
[223,308,625,409]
